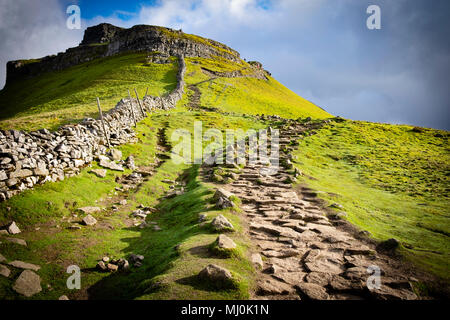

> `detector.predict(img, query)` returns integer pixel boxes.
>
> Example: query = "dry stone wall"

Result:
[0,56,186,202]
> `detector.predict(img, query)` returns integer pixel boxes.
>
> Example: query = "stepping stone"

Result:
[272,271,306,286]
[8,261,41,271]
[251,253,264,269]
[256,278,295,295]
[305,272,332,286]
[82,214,97,226]
[13,270,42,297]
[295,282,329,300]
[0,264,11,278]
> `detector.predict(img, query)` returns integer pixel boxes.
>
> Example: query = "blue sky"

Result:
[1,0,449,130]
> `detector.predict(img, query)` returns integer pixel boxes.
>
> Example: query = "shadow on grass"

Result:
[86,165,216,300]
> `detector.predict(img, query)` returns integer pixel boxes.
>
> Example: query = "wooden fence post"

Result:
[127,90,137,127]
[96,97,111,148]
[145,87,149,97]
[134,88,146,117]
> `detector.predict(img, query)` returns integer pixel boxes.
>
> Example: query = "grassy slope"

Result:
[292,120,450,280]
[0,53,177,131]
[0,109,264,300]
[184,57,331,119]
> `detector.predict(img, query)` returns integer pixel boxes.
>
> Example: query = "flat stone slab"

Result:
[5,238,27,246]
[82,214,97,226]
[8,260,41,271]
[295,282,329,300]
[13,270,42,297]
[99,159,124,171]
[90,169,107,178]
[251,253,264,269]
[77,206,101,214]
[256,278,295,295]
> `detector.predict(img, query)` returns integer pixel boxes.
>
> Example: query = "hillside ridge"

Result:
[5,23,241,86]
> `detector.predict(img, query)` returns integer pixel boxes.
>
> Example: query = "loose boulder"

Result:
[198,264,235,289]
[12,270,42,297]
[0,264,11,278]
[211,214,234,232]
[6,221,21,234]
[82,214,97,226]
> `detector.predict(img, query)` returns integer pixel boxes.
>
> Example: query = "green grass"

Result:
[0,53,177,131]
[292,119,450,280]
[184,57,331,119]
[0,109,262,300]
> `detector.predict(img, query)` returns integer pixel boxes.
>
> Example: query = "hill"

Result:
[0,23,448,300]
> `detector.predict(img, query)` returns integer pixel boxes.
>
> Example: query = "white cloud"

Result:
[0,0,84,88]
[0,0,448,129]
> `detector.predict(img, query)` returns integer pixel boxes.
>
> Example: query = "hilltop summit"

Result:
[5,23,240,85]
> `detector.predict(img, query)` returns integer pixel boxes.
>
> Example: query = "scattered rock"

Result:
[211,214,234,232]
[216,234,237,250]
[125,156,136,170]
[58,295,69,300]
[110,149,122,161]
[198,214,207,223]
[78,206,101,214]
[129,254,144,265]
[295,282,329,300]
[99,158,124,171]
[119,199,127,205]
[251,253,264,269]
[0,253,6,263]
[213,188,236,209]
[0,264,11,278]
[5,238,27,246]
[96,261,107,271]
[107,263,119,272]
[8,260,41,271]
[82,214,97,226]
[13,270,42,297]
[198,264,234,288]
[102,256,110,263]
[90,169,107,178]
[6,221,21,234]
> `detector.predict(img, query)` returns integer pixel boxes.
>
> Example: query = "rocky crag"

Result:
[5,23,239,85]
[0,55,186,201]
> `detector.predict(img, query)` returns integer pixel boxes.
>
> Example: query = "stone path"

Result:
[220,121,419,300]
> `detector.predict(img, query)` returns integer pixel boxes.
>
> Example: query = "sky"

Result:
[0,0,449,130]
